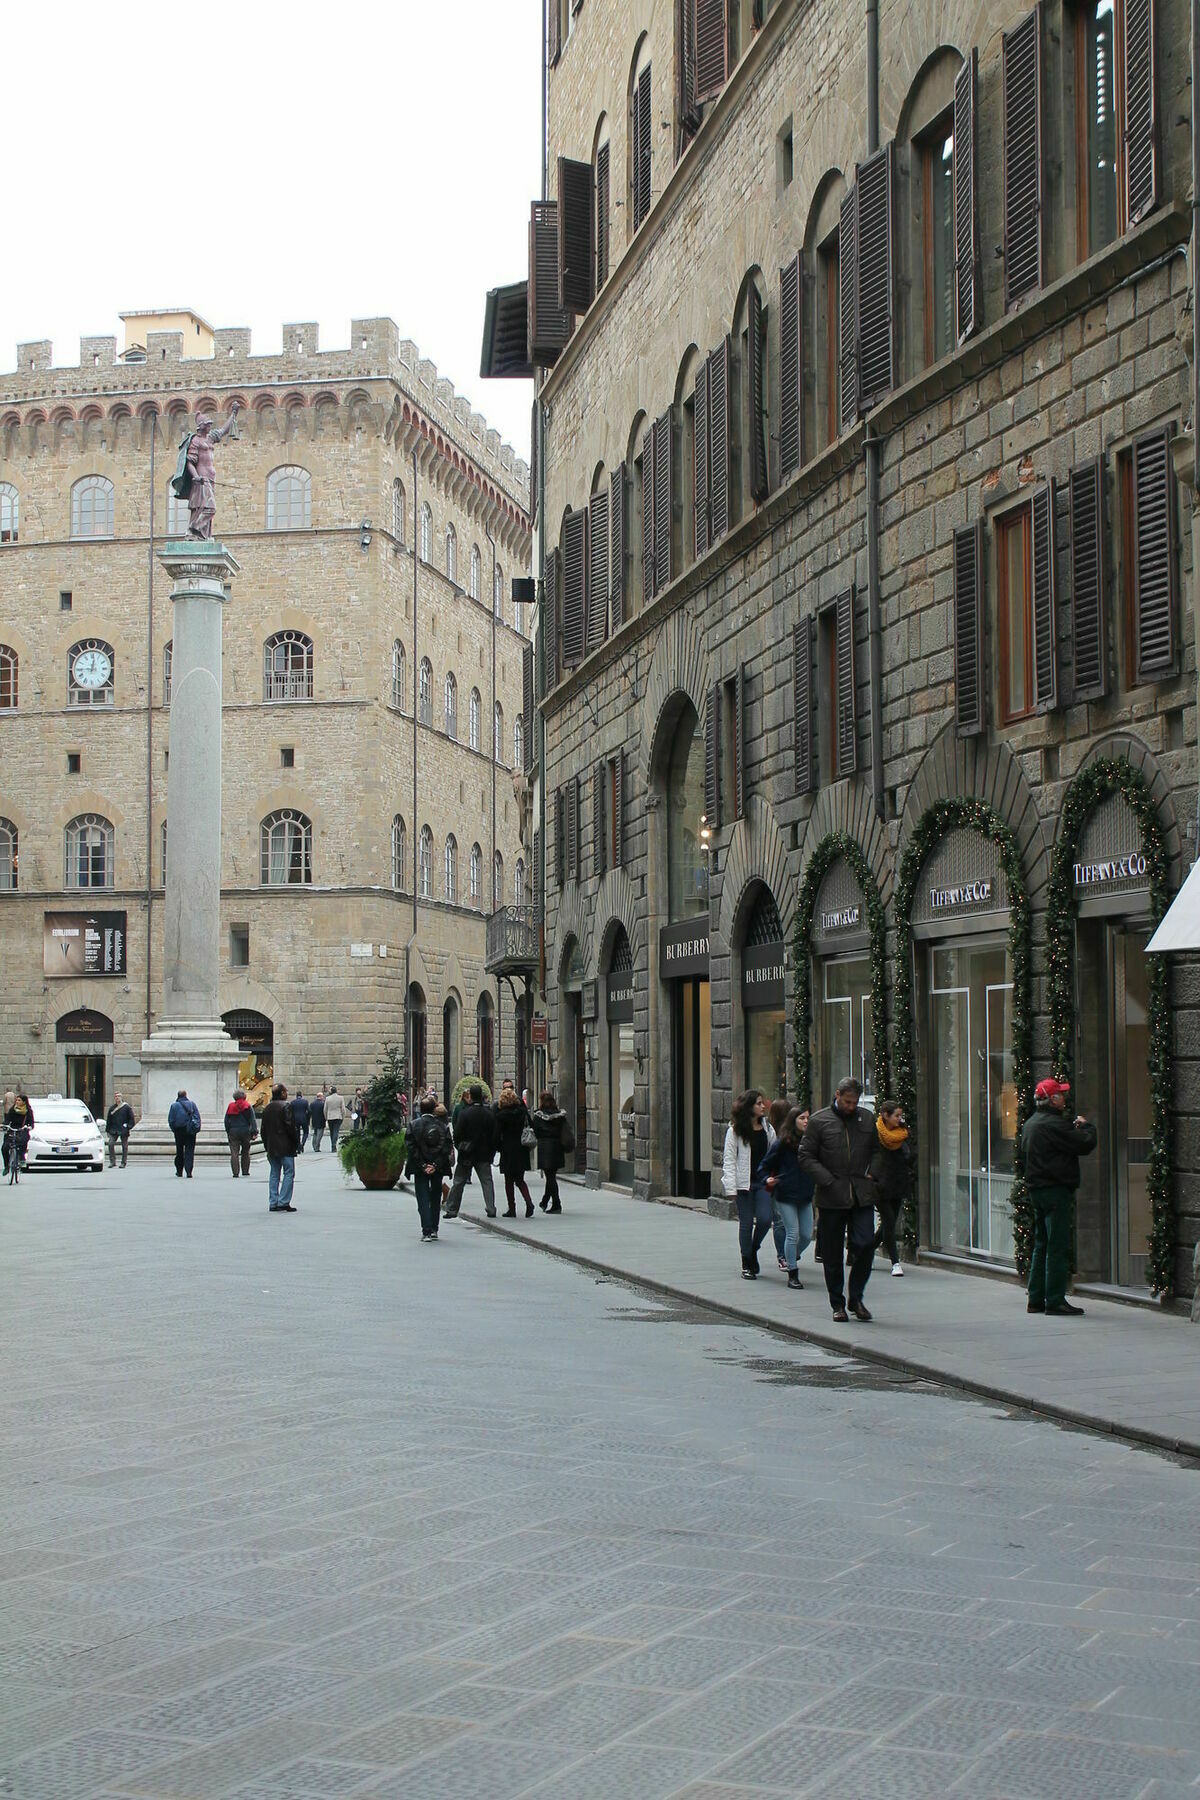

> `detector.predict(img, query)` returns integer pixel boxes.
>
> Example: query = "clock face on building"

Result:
[73,648,111,688]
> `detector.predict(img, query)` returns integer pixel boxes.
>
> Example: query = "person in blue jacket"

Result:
[167,1089,201,1178]
[759,1106,815,1289]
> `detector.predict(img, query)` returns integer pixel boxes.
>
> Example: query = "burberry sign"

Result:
[659,917,710,980]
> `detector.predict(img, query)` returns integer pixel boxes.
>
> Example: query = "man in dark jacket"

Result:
[308,1089,326,1151]
[1022,1076,1097,1317]
[104,1093,135,1168]
[405,1095,454,1239]
[167,1090,201,1178]
[798,1076,880,1321]
[290,1089,311,1152]
[260,1082,300,1212]
[443,1085,497,1219]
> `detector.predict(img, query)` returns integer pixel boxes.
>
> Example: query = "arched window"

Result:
[392,814,407,889]
[470,544,481,599]
[165,481,189,537]
[392,478,406,545]
[0,817,17,889]
[594,117,612,292]
[162,640,172,706]
[260,809,312,884]
[65,813,114,888]
[444,833,458,903]
[493,564,504,617]
[469,687,481,750]
[418,825,433,898]
[493,701,504,763]
[513,714,524,770]
[445,525,457,584]
[391,639,407,710]
[732,270,769,520]
[896,50,962,378]
[805,173,849,455]
[0,643,17,709]
[515,857,526,906]
[443,994,461,1101]
[420,503,432,563]
[266,465,312,530]
[470,842,482,905]
[418,657,433,726]
[263,630,314,701]
[0,482,19,543]
[628,37,653,236]
[664,699,708,918]
[493,850,504,909]
[408,983,428,1088]
[477,991,495,1089]
[67,638,115,707]
[444,671,458,738]
[71,475,114,539]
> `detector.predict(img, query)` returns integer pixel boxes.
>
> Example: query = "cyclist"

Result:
[3,1089,34,1176]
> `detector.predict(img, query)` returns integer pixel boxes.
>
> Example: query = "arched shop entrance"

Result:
[442,995,461,1103]
[222,1010,274,1109]
[605,926,636,1184]
[739,886,787,1101]
[810,857,875,1108]
[57,1008,113,1118]
[558,936,588,1175]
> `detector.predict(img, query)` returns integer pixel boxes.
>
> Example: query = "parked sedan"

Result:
[25,1097,105,1172]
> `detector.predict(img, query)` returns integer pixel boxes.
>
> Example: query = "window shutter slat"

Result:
[654,406,674,590]
[953,521,985,736]
[1032,481,1058,711]
[693,359,710,558]
[634,66,653,229]
[1069,457,1107,699]
[679,0,701,130]
[533,826,542,921]
[1133,424,1177,680]
[554,788,565,887]
[1002,6,1043,308]
[529,201,570,366]
[522,641,534,771]
[835,588,857,774]
[594,760,606,878]
[779,252,802,478]
[856,145,895,409]
[708,336,731,542]
[557,156,595,314]
[561,510,588,668]
[595,142,611,289]
[587,487,610,652]
[735,662,746,817]
[953,49,980,344]
[610,463,626,629]
[838,183,859,431]
[548,0,561,67]
[694,0,728,105]
[748,286,769,501]
[548,547,562,689]
[568,776,580,881]
[535,592,546,704]
[613,751,625,868]
[704,682,721,828]
[1124,0,1158,224]
[793,617,814,793]
[641,427,655,604]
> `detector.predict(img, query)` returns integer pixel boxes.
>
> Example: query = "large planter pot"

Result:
[353,1147,402,1190]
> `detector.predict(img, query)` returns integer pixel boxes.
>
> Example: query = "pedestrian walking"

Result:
[324,1086,346,1151]
[104,1092,135,1168]
[309,1088,326,1151]
[798,1076,879,1321]
[532,1090,570,1212]
[260,1082,299,1212]
[494,1082,535,1217]
[167,1089,201,1179]
[224,1087,258,1177]
[721,1089,776,1280]
[290,1088,311,1152]
[351,1087,365,1132]
[444,1084,498,1219]
[1022,1076,1097,1317]
[767,1098,791,1270]
[870,1100,911,1276]
[404,1093,454,1240]
[760,1106,813,1289]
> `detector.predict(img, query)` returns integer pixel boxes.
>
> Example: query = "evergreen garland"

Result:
[791,832,889,1110]
[893,799,1034,1269]
[1044,756,1174,1299]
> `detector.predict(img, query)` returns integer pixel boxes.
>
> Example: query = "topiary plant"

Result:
[449,1075,492,1111]
[338,1042,407,1188]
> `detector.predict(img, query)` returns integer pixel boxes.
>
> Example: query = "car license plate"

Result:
[55,1144,77,1155]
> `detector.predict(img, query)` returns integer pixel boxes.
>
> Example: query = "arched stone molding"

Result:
[798,781,893,908]
[221,974,284,1037]
[594,867,643,969]
[1057,732,1184,885]
[551,882,593,979]
[715,794,795,952]
[880,3,975,138]
[442,949,468,1008]
[899,724,1050,906]
[640,605,710,781]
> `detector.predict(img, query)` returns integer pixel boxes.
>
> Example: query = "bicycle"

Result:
[4,1126,21,1186]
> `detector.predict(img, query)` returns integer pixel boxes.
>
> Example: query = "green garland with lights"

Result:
[791,832,889,1111]
[1045,756,1174,1299]
[893,799,1034,1268]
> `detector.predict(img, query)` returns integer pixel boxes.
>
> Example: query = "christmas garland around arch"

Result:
[791,832,889,1111]
[1045,755,1174,1299]
[893,799,1034,1269]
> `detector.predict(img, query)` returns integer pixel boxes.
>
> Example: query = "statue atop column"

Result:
[170,404,239,541]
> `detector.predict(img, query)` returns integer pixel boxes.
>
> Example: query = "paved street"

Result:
[2,1154,1199,1800]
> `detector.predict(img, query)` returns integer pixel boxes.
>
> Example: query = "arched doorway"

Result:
[442,995,461,1103]
[559,935,587,1175]
[808,858,875,1107]
[656,698,710,1198]
[56,1008,113,1118]
[222,1009,274,1109]
[739,886,788,1101]
[604,926,636,1184]
[408,984,427,1091]
[476,991,495,1091]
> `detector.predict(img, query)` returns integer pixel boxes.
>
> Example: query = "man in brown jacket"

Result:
[798,1076,880,1322]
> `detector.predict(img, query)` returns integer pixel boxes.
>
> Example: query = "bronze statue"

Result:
[170,404,239,540]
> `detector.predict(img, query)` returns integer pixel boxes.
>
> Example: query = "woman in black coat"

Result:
[531,1089,570,1213]
[494,1085,535,1218]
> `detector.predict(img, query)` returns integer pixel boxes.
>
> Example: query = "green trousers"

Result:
[1027,1185,1074,1309]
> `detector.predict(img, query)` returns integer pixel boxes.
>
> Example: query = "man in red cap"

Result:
[1020,1078,1097,1316]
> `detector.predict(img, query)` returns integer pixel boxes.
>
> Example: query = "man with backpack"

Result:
[404,1094,455,1240]
[443,1084,498,1219]
[167,1090,201,1179]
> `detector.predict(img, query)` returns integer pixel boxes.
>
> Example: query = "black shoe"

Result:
[832,1306,849,1322]
[850,1301,872,1322]
[277,1203,297,1212]
[503,1207,517,1218]
[539,1196,550,1210]
[525,1201,534,1217]
[548,1202,562,1213]
[1027,1300,1045,1313]
[741,1268,757,1280]
[1045,1300,1085,1316]
[787,1272,802,1289]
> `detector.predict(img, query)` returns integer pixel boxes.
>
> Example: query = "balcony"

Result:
[486,904,539,976]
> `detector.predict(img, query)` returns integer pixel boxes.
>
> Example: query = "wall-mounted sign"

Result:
[55,1008,115,1044]
[741,941,786,1010]
[659,916,710,981]
[929,879,993,913]
[820,905,860,933]
[1074,852,1147,887]
[350,942,373,958]
[44,911,127,977]
[531,1014,548,1046]
[606,974,635,1022]
[581,979,599,1021]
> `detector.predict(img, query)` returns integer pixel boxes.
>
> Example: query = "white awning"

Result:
[1146,857,1200,952]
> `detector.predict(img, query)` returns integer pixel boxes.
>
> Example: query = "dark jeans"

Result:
[445,1158,495,1217]
[295,1122,308,1152]
[414,1170,442,1236]
[228,1139,251,1177]
[736,1185,773,1270]
[173,1130,196,1177]
[817,1204,876,1308]
[504,1172,533,1211]
[542,1168,561,1206]
[875,1196,902,1264]
[327,1119,342,1150]
[1027,1184,1074,1309]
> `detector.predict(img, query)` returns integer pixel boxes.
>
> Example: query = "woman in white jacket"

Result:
[722,1089,775,1279]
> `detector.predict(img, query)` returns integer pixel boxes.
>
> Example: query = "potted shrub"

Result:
[449,1075,492,1112]
[338,1043,407,1190]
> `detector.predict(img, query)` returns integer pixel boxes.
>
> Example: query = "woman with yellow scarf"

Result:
[868,1101,911,1276]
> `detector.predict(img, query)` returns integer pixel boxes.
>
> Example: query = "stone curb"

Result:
[475,1217,1200,1464]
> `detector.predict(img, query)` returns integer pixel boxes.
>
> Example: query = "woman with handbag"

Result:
[494,1082,536,1218]
[532,1090,570,1213]
[721,1089,775,1280]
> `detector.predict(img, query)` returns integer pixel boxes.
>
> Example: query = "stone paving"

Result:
[1,1152,1199,1799]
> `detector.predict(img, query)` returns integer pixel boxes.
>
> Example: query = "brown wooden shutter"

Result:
[641,428,655,603]
[535,591,546,703]
[693,359,710,557]
[748,285,769,502]
[522,641,534,771]
[587,486,610,652]
[1069,457,1107,699]
[546,547,562,689]
[595,142,611,289]
[856,145,894,410]
[708,336,731,542]
[557,156,595,314]
[613,752,625,867]
[610,463,626,628]
[779,252,802,478]
[1002,6,1042,309]
[554,787,565,887]
[734,662,746,817]
[567,777,580,881]
[835,588,856,774]
[528,202,570,366]
[1123,0,1158,224]
[793,617,814,793]
[561,509,588,668]
[1133,424,1177,680]
[594,760,607,877]
[953,49,980,344]
[679,0,701,133]
[953,521,985,736]
[704,682,721,828]
[634,65,653,229]
[654,407,674,590]
[694,0,728,103]
[1032,481,1058,711]
[548,0,561,67]
[838,183,859,430]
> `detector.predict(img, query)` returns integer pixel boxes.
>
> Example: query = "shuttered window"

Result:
[654,408,674,591]
[1133,424,1177,680]
[588,487,610,653]
[1032,481,1058,710]
[747,286,769,502]
[548,0,561,66]
[793,617,815,793]
[856,146,895,410]
[594,760,607,877]
[632,65,653,229]
[1124,0,1158,224]
[1002,7,1043,309]
[522,642,534,771]
[838,184,859,431]
[953,521,985,736]
[734,662,746,817]
[779,252,802,478]
[557,156,594,314]
[953,49,980,344]
[610,464,626,629]
[529,202,570,366]
[533,826,543,921]
[834,589,856,775]
[554,787,565,887]
[708,336,731,543]
[695,0,728,103]
[704,682,721,828]
[561,509,588,668]
[545,548,562,690]
[567,776,580,881]
[693,359,710,558]
[535,591,547,705]
[679,0,701,136]
[1069,457,1107,699]
[640,428,655,604]
[612,751,625,867]
[595,142,611,289]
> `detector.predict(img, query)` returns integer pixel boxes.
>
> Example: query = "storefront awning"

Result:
[1146,857,1200,952]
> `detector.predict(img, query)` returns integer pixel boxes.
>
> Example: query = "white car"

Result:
[24,1096,105,1173]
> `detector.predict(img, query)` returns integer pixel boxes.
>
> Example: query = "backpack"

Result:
[417,1115,451,1171]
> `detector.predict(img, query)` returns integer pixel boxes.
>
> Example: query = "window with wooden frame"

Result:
[920,113,956,367]
[595,135,611,289]
[996,503,1035,723]
[607,752,625,868]
[1074,0,1121,260]
[720,675,739,822]
[1117,425,1178,686]
[630,55,653,234]
[818,229,840,448]
[817,592,856,783]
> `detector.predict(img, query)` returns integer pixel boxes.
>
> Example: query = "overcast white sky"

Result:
[2,0,540,459]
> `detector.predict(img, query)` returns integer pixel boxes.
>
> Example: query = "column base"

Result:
[128,1022,245,1158]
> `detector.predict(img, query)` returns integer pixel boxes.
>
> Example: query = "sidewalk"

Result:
[478,1182,1200,1459]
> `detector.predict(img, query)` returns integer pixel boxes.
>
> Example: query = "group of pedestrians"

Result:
[405,1082,572,1241]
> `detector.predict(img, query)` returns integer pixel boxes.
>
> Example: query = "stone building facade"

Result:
[519,0,1199,1299]
[0,313,532,1118]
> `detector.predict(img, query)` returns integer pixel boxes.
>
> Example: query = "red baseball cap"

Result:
[1036,1077,1072,1101]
